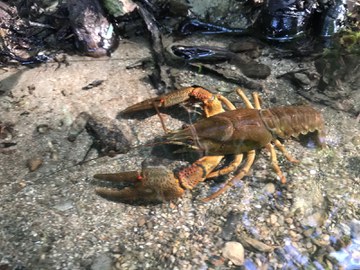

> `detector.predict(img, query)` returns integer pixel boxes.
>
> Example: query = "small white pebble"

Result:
[222,241,244,266]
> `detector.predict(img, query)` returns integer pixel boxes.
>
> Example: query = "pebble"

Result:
[36,124,50,134]
[303,228,315,238]
[350,220,360,240]
[285,218,293,225]
[289,230,298,239]
[302,212,325,227]
[263,183,276,194]
[53,201,74,211]
[351,135,360,146]
[222,241,245,266]
[137,217,146,227]
[269,214,277,225]
[294,72,311,85]
[27,157,43,172]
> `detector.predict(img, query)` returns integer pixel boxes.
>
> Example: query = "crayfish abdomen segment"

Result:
[260,106,325,146]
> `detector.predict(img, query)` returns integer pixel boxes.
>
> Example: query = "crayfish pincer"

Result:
[94,86,325,203]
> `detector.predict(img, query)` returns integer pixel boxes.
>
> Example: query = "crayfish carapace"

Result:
[94,86,325,203]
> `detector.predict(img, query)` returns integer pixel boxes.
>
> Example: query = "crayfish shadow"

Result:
[149,143,203,163]
[298,132,323,149]
[118,110,157,121]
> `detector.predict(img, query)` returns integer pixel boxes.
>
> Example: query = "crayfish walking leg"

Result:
[202,89,300,201]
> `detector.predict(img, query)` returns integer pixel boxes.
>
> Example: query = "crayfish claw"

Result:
[94,167,185,203]
[121,97,164,114]
[121,87,197,114]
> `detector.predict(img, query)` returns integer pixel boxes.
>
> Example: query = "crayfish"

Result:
[94,86,325,203]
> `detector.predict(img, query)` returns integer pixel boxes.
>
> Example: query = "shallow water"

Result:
[0,32,359,269]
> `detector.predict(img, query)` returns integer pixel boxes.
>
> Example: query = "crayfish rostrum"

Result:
[94,86,325,203]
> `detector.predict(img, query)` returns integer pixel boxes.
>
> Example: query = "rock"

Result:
[294,72,311,85]
[237,234,274,253]
[137,217,146,227]
[27,157,43,172]
[285,218,293,225]
[303,212,326,228]
[53,201,74,211]
[269,214,277,225]
[229,39,260,52]
[350,220,360,240]
[222,241,245,266]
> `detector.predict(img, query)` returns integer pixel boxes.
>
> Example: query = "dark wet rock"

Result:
[229,39,262,53]
[67,0,117,57]
[86,116,133,156]
[68,112,133,157]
